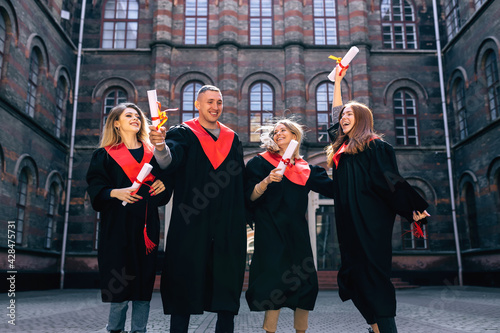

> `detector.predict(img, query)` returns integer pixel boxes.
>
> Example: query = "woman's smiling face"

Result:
[273,123,296,150]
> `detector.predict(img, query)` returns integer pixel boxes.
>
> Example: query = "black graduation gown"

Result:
[86,146,171,303]
[160,123,247,315]
[245,155,334,311]
[332,139,428,322]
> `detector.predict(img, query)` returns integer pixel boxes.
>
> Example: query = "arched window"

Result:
[55,77,68,138]
[394,89,419,146]
[0,14,6,77]
[250,82,274,142]
[463,182,479,249]
[313,0,337,45]
[452,78,468,140]
[181,81,203,122]
[249,0,273,45]
[381,0,417,49]
[45,183,59,249]
[16,169,29,245]
[484,51,500,121]
[444,0,461,40]
[316,82,334,143]
[185,0,208,45]
[102,88,127,129]
[102,0,139,49]
[25,52,39,117]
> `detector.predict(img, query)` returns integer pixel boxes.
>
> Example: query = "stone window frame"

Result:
[458,171,480,249]
[483,50,500,121]
[249,0,274,46]
[180,81,204,122]
[44,171,63,250]
[393,88,420,146]
[101,0,139,49]
[14,155,38,247]
[248,81,275,142]
[184,0,208,45]
[444,0,461,40]
[313,0,338,46]
[451,77,468,140]
[380,0,418,49]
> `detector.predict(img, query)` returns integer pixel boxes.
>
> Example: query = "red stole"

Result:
[105,142,156,184]
[260,151,311,186]
[332,137,379,168]
[105,142,157,254]
[184,118,235,170]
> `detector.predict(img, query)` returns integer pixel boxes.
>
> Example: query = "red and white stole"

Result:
[259,151,311,186]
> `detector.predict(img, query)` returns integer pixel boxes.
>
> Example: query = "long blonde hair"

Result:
[99,103,150,148]
[326,101,382,167]
[260,119,304,161]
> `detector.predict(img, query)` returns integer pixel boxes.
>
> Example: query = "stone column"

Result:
[284,45,306,121]
[218,44,239,129]
[151,0,173,105]
[347,0,370,105]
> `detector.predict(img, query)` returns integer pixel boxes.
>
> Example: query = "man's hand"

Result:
[149,125,166,150]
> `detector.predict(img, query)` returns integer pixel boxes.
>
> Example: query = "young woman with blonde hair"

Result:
[326,68,429,333]
[87,103,171,333]
[245,119,334,333]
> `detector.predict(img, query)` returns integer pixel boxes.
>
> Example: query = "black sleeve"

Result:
[86,148,114,212]
[244,156,270,205]
[370,140,429,223]
[327,123,340,142]
[164,125,191,174]
[149,156,173,207]
[307,165,334,199]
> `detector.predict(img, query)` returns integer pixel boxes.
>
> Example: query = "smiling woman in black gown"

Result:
[245,119,334,333]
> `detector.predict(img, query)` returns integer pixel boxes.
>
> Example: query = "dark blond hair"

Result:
[99,103,150,148]
[261,119,304,160]
[326,101,382,167]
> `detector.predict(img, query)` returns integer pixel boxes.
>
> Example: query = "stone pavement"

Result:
[1,286,500,332]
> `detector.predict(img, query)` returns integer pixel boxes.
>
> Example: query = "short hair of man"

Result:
[197,85,221,100]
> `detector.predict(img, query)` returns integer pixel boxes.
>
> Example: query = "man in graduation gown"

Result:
[150,85,247,333]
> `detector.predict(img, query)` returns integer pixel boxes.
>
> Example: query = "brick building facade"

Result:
[0,0,499,291]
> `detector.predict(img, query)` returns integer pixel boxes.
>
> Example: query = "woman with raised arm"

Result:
[326,68,430,333]
[86,103,171,333]
[245,119,334,333]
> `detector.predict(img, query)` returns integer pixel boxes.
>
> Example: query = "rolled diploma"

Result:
[327,46,360,82]
[147,90,160,130]
[276,139,298,175]
[122,163,153,206]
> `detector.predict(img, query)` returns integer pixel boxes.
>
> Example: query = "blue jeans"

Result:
[106,300,150,333]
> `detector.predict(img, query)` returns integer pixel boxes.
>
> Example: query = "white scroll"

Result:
[122,163,153,206]
[276,139,298,175]
[147,90,160,130]
[327,46,360,82]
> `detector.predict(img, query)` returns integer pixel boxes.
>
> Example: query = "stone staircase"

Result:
[154,271,418,291]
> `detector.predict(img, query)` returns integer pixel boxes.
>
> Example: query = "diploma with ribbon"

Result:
[147,90,177,141]
[276,139,298,175]
[122,163,153,206]
[327,46,359,82]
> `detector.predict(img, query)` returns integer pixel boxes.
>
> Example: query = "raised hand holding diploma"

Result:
[122,163,153,206]
[327,46,359,82]
[147,90,177,145]
[276,139,298,175]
